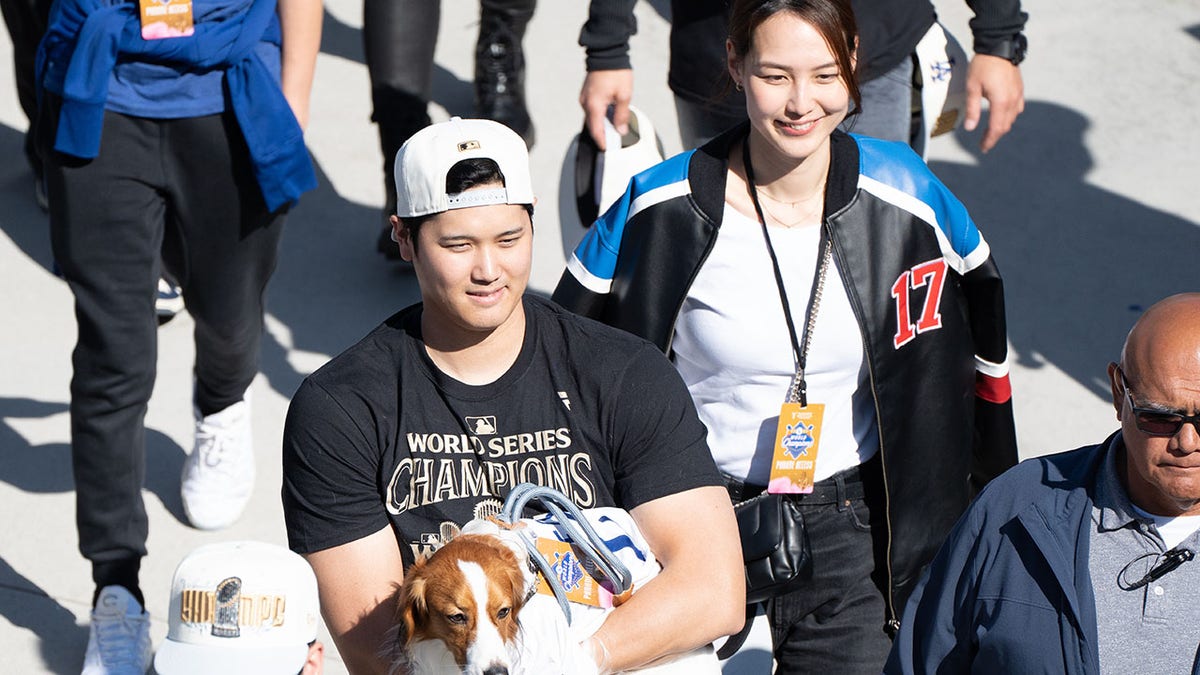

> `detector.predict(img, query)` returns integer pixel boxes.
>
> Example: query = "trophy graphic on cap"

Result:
[211,577,243,637]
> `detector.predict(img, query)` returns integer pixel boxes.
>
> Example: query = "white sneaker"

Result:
[155,278,185,324]
[181,398,255,530]
[81,586,151,675]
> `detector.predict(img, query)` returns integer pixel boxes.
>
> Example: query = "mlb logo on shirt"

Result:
[465,416,497,435]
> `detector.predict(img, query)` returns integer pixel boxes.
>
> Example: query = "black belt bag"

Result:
[734,492,813,605]
[717,491,814,660]
[719,459,876,659]
[727,460,872,606]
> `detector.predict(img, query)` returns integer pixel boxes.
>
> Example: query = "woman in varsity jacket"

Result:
[552,0,1017,671]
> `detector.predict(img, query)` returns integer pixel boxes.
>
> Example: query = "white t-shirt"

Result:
[1130,504,1200,550]
[672,203,879,485]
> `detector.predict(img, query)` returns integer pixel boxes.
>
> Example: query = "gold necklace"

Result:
[756,181,825,207]
[755,188,823,228]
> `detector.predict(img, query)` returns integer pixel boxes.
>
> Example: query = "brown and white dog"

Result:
[392,512,719,675]
[395,531,534,674]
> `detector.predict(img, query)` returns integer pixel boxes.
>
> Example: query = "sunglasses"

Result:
[1117,366,1200,437]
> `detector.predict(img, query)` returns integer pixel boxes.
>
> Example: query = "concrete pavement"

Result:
[1,0,1198,672]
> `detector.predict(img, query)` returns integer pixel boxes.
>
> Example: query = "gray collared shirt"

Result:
[1089,434,1200,673]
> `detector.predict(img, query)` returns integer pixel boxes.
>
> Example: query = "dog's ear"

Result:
[504,555,531,614]
[398,563,429,647]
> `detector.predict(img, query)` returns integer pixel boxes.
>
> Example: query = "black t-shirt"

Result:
[283,295,721,565]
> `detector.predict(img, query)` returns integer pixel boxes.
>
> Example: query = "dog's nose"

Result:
[482,667,509,675]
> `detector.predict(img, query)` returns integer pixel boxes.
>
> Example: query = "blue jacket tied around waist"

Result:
[38,0,316,212]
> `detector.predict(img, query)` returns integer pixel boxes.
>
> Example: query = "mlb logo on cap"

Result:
[393,117,535,218]
[154,541,320,675]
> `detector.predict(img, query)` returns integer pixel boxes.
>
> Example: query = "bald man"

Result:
[886,293,1200,675]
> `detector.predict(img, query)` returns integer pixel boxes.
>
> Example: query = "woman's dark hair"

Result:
[399,157,534,252]
[727,0,862,117]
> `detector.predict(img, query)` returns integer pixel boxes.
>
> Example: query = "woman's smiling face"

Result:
[729,11,854,164]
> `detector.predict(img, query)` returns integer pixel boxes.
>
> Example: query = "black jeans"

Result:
[42,99,285,587]
[728,457,892,674]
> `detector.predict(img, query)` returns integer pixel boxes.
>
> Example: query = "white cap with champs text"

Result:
[394,117,535,218]
[153,541,320,675]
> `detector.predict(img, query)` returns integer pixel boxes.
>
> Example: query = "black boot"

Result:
[474,1,536,148]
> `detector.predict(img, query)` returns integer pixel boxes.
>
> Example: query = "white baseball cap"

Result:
[394,117,535,218]
[153,541,320,675]
[914,22,970,153]
[567,104,664,228]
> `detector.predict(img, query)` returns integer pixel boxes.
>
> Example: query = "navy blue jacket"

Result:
[885,433,1198,674]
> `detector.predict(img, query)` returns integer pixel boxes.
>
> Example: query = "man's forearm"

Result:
[593,487,746,671]
[587,557,744,671]
[325,602,401,675]
[303,527,407,675]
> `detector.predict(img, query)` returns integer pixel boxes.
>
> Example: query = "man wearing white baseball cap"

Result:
[282,117,743,674]
[154,541,324,675]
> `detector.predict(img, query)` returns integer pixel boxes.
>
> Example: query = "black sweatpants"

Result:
[41,98,285,591]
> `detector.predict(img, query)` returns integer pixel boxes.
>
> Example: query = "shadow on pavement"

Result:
[723,648,772,675]
[143,423,189,524]
[258,156,422,402]
[0,396,190,523]
[0,557,87,675]
[0,398,71,492]
[646,0,671,21]
[319,6,363,63]
[0,122,53,274]
[930,100,1200,401]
